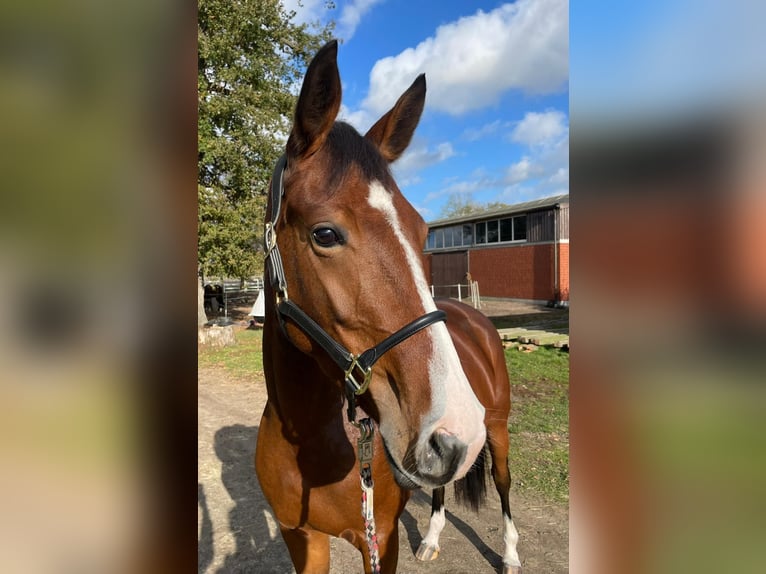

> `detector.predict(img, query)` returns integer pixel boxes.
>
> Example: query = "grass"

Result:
[506,346,569,503]
[198,328,264,379]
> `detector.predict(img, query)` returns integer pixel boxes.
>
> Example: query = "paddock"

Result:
[198,300,568,573]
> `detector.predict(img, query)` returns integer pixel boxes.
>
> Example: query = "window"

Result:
[427,224,475,249]
[454,226,464,246]
[462,224,473,246]
[476,221,486,244]
[513,215,527,240]
[487,220,499,243]
[500,218,513,242]
[427,213,529,251]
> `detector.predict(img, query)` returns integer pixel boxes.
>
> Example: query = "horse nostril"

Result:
[419,429,467,484]
[429,431,447,457]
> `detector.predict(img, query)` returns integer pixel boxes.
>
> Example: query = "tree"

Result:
[438,194,482,219]
[438,194,509,219]
[198,0,333,281]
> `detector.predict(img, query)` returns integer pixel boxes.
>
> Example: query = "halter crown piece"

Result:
[264,154,447,424]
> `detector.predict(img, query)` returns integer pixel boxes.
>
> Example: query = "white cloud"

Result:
[413,204,434,219]
[281,0,384,42]
[504,156,544,184]
[397,175,422,189]
[363,0,568,115]
[280,0,327,25]
[337,0,385,41]
[462,120,504,141]
[414,109,569,210]
[338,103,375,133]
[423,175,493,205]
[499,183,540,203]
[393,141,456,177]
[548,167,569,184]
[322,2,568,210]
[500,109,569,190]
[510,110,567,146]
[424,177,489,203]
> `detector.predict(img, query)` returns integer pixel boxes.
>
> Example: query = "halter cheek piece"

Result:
[264,154,447,424]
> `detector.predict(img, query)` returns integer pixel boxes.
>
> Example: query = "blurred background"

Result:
[571,1,766,573]
[0,0,195,571]
[0,0,764,572]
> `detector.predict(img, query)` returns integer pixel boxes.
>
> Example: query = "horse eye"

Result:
[312,227,342,247]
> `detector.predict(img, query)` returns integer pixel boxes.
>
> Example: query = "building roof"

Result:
[427,193,569,227]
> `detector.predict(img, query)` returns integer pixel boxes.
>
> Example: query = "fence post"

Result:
[470,280,482,309]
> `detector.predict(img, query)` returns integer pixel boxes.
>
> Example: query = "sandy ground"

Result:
[199,298,568,573]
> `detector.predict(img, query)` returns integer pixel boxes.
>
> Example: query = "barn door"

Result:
[431,251,468,298]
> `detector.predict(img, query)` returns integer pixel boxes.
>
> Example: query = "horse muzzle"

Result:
[416,429,468,484]
[384,425,486,490]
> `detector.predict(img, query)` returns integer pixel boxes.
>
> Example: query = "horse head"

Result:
[269,40,486,490]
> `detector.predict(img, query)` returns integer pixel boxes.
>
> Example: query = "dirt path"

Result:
[198,362,568,573]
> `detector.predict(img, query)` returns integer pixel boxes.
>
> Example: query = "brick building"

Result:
[423,194,569,303]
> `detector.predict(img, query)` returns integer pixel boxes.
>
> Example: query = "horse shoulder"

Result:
[437,299,510,415]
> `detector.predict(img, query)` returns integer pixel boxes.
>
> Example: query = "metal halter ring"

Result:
[263,222,277,255]
[345,356,373,396]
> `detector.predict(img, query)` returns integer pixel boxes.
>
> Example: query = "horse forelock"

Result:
[315,122,393,191]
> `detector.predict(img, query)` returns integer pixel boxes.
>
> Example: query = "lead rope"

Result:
[357,418,381,573]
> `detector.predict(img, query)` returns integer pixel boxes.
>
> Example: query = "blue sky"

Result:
[283,0,569,222]
[571,0,766,122]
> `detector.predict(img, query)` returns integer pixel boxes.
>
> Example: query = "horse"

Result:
[255,40,522,574]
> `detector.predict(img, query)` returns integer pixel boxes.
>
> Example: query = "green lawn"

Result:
[506,346,569,502]
[198,328,264,378]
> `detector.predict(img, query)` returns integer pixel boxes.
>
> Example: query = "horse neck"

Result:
[262,310,347,439]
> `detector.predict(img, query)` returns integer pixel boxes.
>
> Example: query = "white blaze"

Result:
[367,180,485,475]
[367,182,437,313]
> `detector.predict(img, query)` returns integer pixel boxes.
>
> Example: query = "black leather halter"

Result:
[264,154,447,423]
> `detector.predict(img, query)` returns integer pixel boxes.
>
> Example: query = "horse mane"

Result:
[322,122,394,190]
[453,441,489,512]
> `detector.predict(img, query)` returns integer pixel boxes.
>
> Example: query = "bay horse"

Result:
[255,40,521,574]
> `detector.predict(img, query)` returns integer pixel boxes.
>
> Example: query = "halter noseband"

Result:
[264,154,447,423]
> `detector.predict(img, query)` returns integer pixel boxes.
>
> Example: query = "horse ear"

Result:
[287,40,342,159]
[365,74,426,163]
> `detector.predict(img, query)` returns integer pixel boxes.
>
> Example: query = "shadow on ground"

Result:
[400,489,504,573]
[488,309,569,331]
[198,424,294,574]
[200,425,509,574]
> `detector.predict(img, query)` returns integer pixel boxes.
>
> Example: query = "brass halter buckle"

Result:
[345,355,372,396]
[345,356,373,427]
